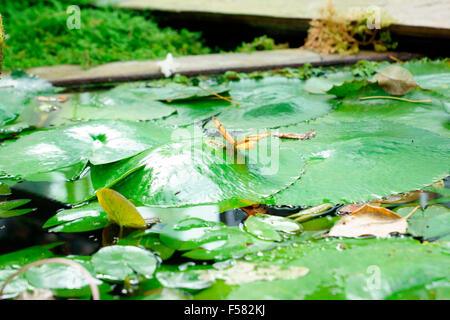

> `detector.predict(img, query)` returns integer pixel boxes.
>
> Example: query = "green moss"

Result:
[0,0,211,70]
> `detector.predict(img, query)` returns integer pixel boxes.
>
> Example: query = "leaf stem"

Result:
[359,96,432,103]
[199,86,240,105]
[404,205,420,220]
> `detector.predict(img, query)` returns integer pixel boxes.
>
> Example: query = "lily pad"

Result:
[396,205,450,241]
[195,238,450,300]
[0,120,174,181]
[206,77,333,129]
[244,214,301,241]
[327,82,450,137]
[273,120,450,206]
[156,217,274,261]
[91,135,305,208]
[92,245,158,281]
[58,87,176,122]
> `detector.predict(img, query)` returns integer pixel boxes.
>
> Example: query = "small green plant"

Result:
[236,35,289,53]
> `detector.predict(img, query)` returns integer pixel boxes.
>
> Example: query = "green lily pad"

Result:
[58,86,176,122]
[156,217,274,261]
[0,199,35,218]
[147,83,230,102]
[304,71,354,94]
[0,120,174,181]
[327,82,450,137]
[403,59,450,98]
[43,202,109,233]
[396,205,450,241]
[23,258,96,297]
[273,120,450,206]
[119,232,175,261]
[244,214,301,241]
[206,77,333,129]
[92,245,158,281]
[195,238,450,300]
[0,243,60,268]
[91,135,305,208]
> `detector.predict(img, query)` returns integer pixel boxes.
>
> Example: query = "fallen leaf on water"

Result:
[213,117,237,146]
[327,204,419,238]
[241,204,267,216]
[338,203,363,215]
[372,65,418,96]
[213,117,315,151]
[236,132,271,150]
[287,203,333,222]
[36,95,68,103]
[273,129,316,140]
[96,188,147,229]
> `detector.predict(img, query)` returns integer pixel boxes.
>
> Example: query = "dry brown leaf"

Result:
[213,117,237,146]
[241,204,268,216]
[338,203,363,215]
[327,204,419,238]
[372,65,418,96]
[273,130,316,140]
[236,132,271,150]
[36,95,68,103]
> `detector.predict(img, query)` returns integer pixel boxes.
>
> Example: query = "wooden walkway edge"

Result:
[24,49,422,87]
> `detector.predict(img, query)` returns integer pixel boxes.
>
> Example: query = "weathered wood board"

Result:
[25,49,421,86]
[94,0,450,38]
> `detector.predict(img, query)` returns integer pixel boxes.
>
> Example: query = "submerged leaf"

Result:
[96,188,147,229]
[326,204,419,238]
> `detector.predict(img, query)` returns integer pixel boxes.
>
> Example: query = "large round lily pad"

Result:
[91,136,305,208]
[0,120,173,181]
[273,120,450,206]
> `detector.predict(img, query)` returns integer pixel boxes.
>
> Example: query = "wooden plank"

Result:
[25,49,422,87]
[100,0,450,38]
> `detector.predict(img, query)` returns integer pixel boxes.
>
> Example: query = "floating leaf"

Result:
[244,214,301,241]
[92,246,158,281]
[206,77,332,129]
[304,71,354,94]
[156,270,213,290]
[198,261,309,285]
[118,232,175,261]
[96,188,147,229]
[58,87,176,122]
[196,238,450,300]
[43,202,109,233]
[0,120,174,181]
[287,203,334,222]
[372,65,418,95]
[157,217,274,261]
[0,199,35,218]
[326,204,419,238]
[91,136,305,208]
[273,120,450,206]
[396,205,450,241]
